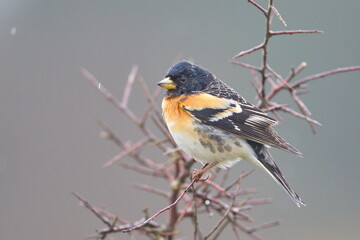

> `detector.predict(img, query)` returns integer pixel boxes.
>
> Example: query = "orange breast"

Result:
[162,95,195,133]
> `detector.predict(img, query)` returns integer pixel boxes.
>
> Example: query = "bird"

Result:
[157,60,305,207]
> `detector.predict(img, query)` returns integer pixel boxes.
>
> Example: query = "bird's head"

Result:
[158,60,214,97]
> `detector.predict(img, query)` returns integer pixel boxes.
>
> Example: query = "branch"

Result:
[133,183,170,198]
[270,30,323,36]
[233,42,264,59]
[81,67,141,125]
[248,0,267,16]
[121,65,138,107]
[247,220,280,233]
[271,5,286,26]
[230,60,261,72]
[204,182,241,239]
[293,66,360,88]
[231,2,358,133]
[260,0,273,101]
[75,0,355,238]
[103,137,151,168]
[123,179,197,232]
[72,191,114,229]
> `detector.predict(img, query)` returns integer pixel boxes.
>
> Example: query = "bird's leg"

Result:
[191,161,219,182]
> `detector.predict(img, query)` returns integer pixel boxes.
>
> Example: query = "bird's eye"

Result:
[180,78,187,83]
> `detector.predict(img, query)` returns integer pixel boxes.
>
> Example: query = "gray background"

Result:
[1,0,360,239]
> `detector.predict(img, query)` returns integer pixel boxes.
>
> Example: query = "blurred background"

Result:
[1,0,359,239]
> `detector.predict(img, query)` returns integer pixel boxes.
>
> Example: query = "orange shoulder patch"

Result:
[180,93,230,110]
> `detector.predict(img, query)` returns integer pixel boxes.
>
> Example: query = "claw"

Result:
[191,169,209,182]
[198,174,209,182]
[191,162,219,182]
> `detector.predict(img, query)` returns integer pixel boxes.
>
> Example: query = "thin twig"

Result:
[233,42,264,59]
[73,0,360,238]
[279,106,321,126]
[248,0,268,16]
[72,192,113,228]
[81,68,141,124]
[270,30,323,36]
[123,179,197,232]
[139,76,163,124]
[285,62,308,83]
[271,5,287,26]
[225,169,255,192]
[122,65,139,107]
[260,0,273,101]
[192,185,200,240]
[133,184,170,198]
[212,219,230,240]
[247,220,280,233]
[293,66,360,88]
[120,162,164,177]
[204,182,241,239]
[103,137,151,168]
[229,60,261,72]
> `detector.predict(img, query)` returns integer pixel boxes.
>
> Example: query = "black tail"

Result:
[247,140,305,207]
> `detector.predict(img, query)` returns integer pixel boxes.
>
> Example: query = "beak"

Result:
[157,77,176,90]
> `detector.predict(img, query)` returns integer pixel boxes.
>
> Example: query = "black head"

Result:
[157,60,215,97]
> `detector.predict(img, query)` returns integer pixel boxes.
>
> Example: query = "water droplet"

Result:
[11,27,16,35]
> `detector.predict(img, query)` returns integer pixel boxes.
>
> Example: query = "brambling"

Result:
[158,60,304,207]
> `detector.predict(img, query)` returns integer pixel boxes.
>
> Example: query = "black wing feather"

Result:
[186,78,302,156]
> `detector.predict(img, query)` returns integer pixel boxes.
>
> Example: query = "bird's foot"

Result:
[191,169,209,182]
[191,162,219,182]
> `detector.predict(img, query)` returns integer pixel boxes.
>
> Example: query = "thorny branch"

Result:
[232,0,360,134]
[78,66,274,240]
[74,0,360,239]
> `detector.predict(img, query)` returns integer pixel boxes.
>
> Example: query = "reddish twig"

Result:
[121,65,138,107]
[120,162,164,178]
[248,0,267,16]
[72,0,360,239]
[233,42,264,59]
[271,5,287,26]
[204,181,241,239]
[293,66,360,88]
[123,179,197,232]
[103,137,151,168]
[247,220,280,233]
[72,191,114,229]
[270,30,323,36]
[232,1,359,133]
[139,76,163,125]
[133,183,170,198]
[81,67,141,125]
[230,60,261,72]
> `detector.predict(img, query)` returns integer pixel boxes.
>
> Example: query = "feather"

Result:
[181,92,302,156]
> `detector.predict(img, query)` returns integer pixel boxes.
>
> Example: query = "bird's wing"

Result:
[180,92,302,156]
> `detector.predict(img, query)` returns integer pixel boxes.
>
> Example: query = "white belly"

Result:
[169,122,256,169]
